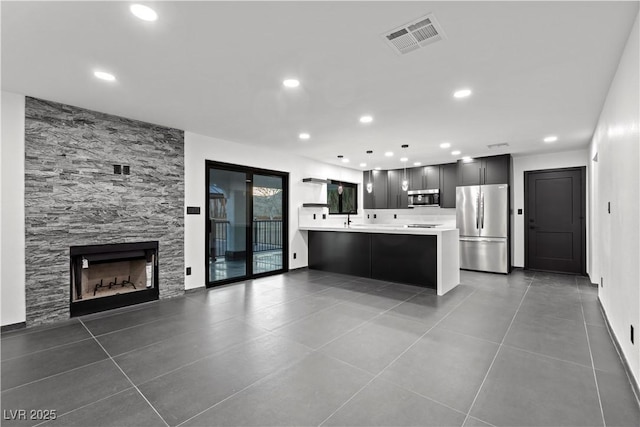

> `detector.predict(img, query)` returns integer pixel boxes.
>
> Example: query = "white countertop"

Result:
[299,224,458,236]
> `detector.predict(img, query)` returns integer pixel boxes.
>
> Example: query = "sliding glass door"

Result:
[206,161,288,286]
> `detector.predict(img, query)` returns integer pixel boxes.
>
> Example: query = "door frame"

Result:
[524,166,586,274]
[205,160,289,288]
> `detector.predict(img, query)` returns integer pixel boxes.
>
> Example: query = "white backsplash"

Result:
[298,206,456,228]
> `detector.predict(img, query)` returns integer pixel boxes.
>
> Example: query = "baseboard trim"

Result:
[1,321,27,333]
[597,297,640,407]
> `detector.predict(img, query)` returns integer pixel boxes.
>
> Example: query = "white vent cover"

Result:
[383,14,445,55]
[487,142,510,149]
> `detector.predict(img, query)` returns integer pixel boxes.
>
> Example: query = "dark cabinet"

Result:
[423,165,440,189]
[388,169,409,209]
[439,163,457,208]
[363,170,388,209]
[409,167,423,190]
[457,154,510,186]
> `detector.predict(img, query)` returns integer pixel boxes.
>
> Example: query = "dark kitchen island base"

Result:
[308,230,437,289]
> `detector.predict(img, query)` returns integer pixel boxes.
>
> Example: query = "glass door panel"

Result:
[252,174,284,274]
[208,168,248,282]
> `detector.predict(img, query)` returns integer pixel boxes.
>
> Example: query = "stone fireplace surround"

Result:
[24,97,185,326]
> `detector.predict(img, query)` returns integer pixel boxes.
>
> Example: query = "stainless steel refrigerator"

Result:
[456,184,509,273]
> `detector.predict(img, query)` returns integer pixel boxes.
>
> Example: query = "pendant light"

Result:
[401,144,409,191]
[337,156,344,194]
[366,150,373,193]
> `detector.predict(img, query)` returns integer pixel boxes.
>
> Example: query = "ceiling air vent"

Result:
[383,14,445,55]
[487,143,510,149]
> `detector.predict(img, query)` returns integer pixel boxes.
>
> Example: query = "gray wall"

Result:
[24,97,184,325]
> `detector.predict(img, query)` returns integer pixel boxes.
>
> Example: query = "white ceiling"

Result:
[2,1,638,170]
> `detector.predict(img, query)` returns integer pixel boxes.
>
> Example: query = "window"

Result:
[327,180,358,214]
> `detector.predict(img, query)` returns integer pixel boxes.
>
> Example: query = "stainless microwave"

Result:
[408,189,440,207]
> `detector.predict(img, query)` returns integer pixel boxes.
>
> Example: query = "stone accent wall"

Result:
[24,97,184,325]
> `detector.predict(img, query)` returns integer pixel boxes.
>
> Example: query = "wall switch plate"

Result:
[123,165,130,175]
[517,209,523,215]
[322,214,326,219]
[293,253,297,259]
[313,214,316,220]
[186,206,201,215]
[601,277,603,287]
[113,164,121,174]
[367,214,370,219]
[186,267,191,276]
[608,202,611,214]
[631,325,635,344]
[394,214,397,219]
[374,214,377,219]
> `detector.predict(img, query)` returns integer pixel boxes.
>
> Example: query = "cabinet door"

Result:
[483,154,510,185]
[439,163,457,208]
[363,171,374,209]
[457,158,482,186]
[409,167,423,190]
[372,170,388,209]
[423,165,440,189]
[387,169,402,209]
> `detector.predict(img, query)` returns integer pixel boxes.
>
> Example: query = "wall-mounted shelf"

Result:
[302,178,330,184]
[302,203,329,208]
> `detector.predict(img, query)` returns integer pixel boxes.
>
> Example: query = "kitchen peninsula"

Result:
[299,224,460,295]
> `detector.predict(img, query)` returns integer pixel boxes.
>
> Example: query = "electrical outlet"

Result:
[631,325,635,344]
[367,214,370,219]
[394,214,397,219]
[123,165,130,175]
[374,214,377,219]
[186,267,191,276]
[113,164,121,174]
[517,209,523,215]
[322,214,326,219]
[293,253,297,259]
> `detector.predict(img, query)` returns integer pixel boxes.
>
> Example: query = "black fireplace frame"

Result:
[69,241,160,317]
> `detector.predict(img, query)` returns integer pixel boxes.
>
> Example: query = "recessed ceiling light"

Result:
[440,142,451,149]
[342,158,350,163]
[375,167,381,170]
[384,151,393,157]
[94,71,116,81]
[130,4,158,21]
[414,162,422,166]
[359,115,373,124]
[400,157,408,162]
[462,156,473,162]
[543,135,558,143]
[283,79,300,88]
[298,133,310,140]
[360,163,367,167]
[453,89,472,98]
[451,150,461,156]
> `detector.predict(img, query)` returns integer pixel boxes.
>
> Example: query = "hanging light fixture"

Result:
[366,150,373,193]
[401,145,409,191]
[337,156,344,194]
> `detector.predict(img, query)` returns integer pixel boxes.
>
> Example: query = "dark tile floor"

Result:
[2,269,639,426]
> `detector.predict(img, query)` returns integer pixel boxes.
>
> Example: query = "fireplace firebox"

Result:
[70,241,159,317]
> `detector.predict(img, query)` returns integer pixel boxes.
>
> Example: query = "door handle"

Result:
[481,192,485,229]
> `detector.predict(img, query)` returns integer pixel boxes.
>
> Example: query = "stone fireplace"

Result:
[70,242,159,317]
[24,97,184,325]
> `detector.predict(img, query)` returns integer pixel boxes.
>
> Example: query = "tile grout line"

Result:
[578,285,607,427]
[316,288,478,427]
[1,336,97,362]
[461,278,533,426]
[78,319,170,427]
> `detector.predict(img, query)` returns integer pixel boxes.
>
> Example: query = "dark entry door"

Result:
[525,168,585,274]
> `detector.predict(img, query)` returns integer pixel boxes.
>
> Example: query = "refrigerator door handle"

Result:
[476,194,480,229]
[481,191,485,229]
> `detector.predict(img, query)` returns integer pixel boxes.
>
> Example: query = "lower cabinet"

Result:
[308,231,437,288]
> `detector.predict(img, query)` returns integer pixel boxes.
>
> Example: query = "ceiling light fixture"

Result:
[400,157,408,162]
[342,158,350,163]
[298,133,310,140]
[360,163,367,168]
[375,167,381,171]
[283,79,300,88]
[94,71,116,81]
[543,135,558,143]
[453,88,472,98]
[359,115,373,124]
[440,142,451,149]
[451,150,461,156]
[384,151,393,157]
[462,156,473,162]
[414,162,422,166]
[130,4,158,21]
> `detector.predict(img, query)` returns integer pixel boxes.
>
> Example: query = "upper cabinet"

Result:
[439,163,457,208]
[408,165,440,190]
[457,154,510,186]
[363,169,388,209]
[387,169,409,209]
